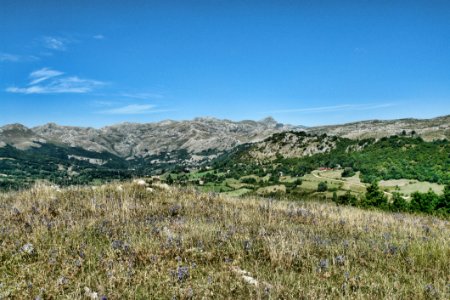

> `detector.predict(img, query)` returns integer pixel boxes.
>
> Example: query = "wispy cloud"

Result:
[29,67,64,85]
[6,67,105,94]
[121,92,164,100]
[100,104,158,115]
[92,100,118,107]
[263,103,396,114]
[42,36,70,51]
[0,52,39,63]
[93,34,105,40]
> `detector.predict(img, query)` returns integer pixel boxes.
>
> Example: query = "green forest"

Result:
[213,133,449,185]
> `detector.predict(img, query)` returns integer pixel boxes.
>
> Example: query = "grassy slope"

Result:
[1,183,449,299]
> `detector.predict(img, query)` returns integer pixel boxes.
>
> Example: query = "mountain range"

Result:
[1,117,299,161]
[2,115,448,157]
[0,114,448,189]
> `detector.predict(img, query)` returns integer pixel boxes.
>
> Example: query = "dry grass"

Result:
[0,182,449,299]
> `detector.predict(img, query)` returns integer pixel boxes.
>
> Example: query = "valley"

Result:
[1,116,449,217]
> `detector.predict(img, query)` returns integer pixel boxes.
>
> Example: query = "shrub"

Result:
[390,192,409,212]
[435,184,450,215]
[241,177,257,184]
[334,191,358,206]
[342,167,355,177]
[361,182,388,209]
[410,189,439,214]
[317,181,328,192]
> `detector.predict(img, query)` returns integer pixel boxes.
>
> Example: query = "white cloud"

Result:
[29,67,64,85]
[93,34,105,40]
[42,36,68,51]
[0,52,39,62]
[264,103,396,114]
[92,100,118,107]
[0,53,20,62]
[6,68,105,94]
[100,104,157,115]
[121,92,164,99]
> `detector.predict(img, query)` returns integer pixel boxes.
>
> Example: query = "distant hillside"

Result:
[306,115,450,141]
[212,132,450,185]
[0,143,133,190]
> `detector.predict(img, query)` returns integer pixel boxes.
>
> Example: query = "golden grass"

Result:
[0,182,449,299]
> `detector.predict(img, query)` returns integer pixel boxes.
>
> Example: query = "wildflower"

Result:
[111,240,123,250]
[341,283,347,295]
[319,258,329,271]
[344,272,350,280]
[169,204,181,217]
[384,244,398,255]
[297,208,311,217]
[111,240,130,252]
[57,276,68,286]
[335,255,345,266]
[11,207,21,216]
[224,257,233,263]
[243,240,252,252]
[74,259,82,267]
[48,257,57,265]
[187,287,194,298]
[20,243,35,255]
[343,240,349,248]
[84,287,99,299]
[424,284,439,298]
[177,266,189,282]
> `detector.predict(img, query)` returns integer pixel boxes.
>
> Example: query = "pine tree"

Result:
[390,192,408,212]
[435,184,450,215]
[362,182,388,209]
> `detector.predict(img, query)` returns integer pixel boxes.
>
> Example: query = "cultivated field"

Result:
[379,179,445,196]
[0,182,449,299]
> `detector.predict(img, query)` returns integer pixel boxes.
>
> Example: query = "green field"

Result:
[379,179,445,196]
[172,168,446,203]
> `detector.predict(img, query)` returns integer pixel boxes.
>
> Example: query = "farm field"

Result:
[174,168,446,202]
[379,179,445,196]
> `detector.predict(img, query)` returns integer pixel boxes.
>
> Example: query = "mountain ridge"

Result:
[1,115,448,162]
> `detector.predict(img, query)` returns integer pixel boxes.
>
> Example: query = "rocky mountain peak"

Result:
[259,117,277,125]
[0,123,31,132]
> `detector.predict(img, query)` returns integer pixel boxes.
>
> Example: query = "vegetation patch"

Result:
[0,183,448,298]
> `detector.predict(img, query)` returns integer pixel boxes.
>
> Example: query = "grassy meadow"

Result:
[0,182,449,299]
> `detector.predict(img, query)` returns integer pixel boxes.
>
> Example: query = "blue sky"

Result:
[1,0,449,128]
